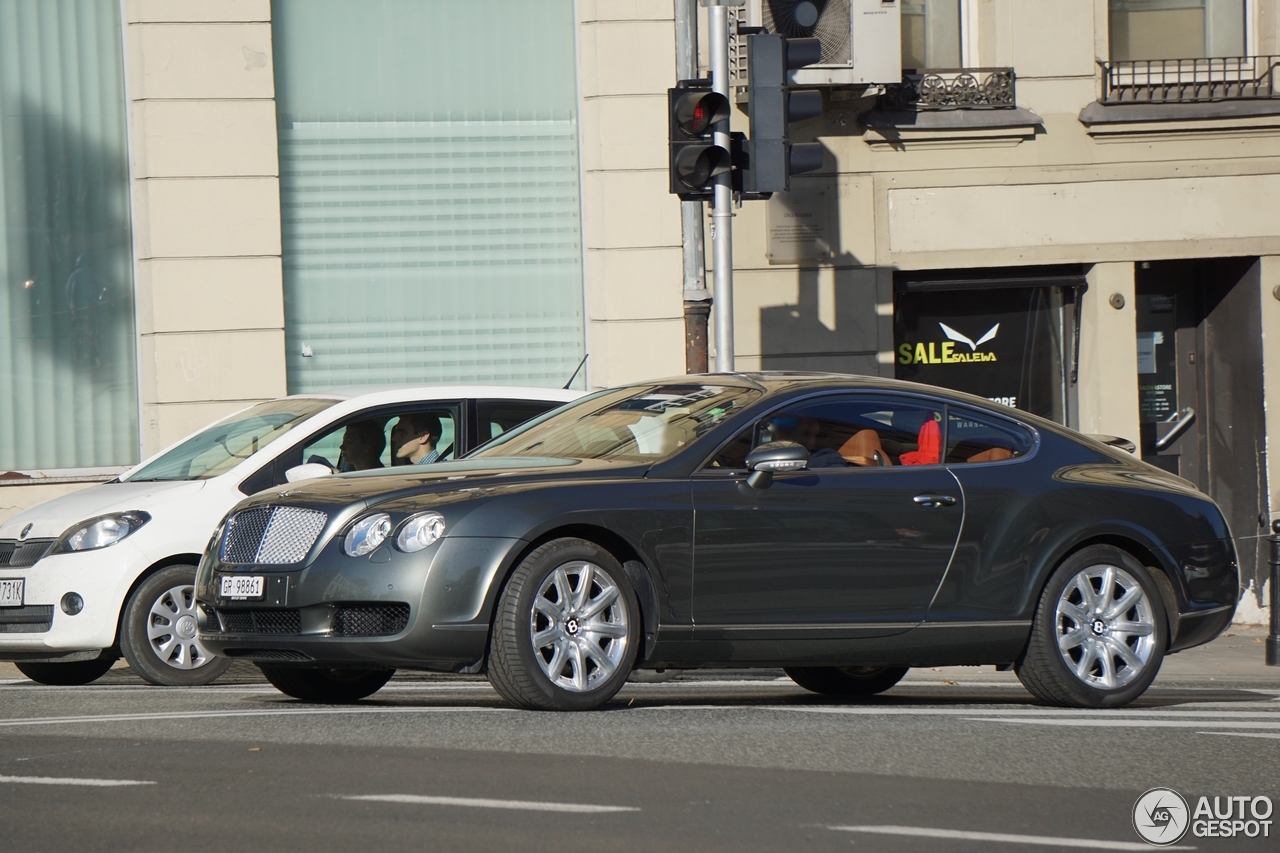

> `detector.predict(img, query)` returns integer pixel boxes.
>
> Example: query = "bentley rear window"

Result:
[471,385,761,463]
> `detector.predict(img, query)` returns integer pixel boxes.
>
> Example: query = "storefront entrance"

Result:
[1135,258,1267,603]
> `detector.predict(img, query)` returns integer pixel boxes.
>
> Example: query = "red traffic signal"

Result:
[669,83,732,199]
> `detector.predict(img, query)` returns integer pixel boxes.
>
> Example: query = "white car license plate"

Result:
[0,578,24,607]
[220,575,264,600]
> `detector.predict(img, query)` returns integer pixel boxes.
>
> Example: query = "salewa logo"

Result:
[898,323,1000,365]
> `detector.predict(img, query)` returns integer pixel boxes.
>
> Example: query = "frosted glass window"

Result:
[1110,0,1246,60]
[902,0,962,69]
[0,0,138,470]
[271,0,586,393]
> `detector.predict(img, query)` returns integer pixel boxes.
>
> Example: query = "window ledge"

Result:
[861,107,1043,149]
[1079,99,1280,139]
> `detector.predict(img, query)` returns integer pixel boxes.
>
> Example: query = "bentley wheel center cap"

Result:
[1091,619,1107,636]
[565,618,580,636]
[176,615,198,639]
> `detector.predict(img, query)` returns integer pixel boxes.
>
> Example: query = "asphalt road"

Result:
[0,627,1277,853]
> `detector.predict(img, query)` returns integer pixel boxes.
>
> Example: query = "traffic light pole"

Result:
[675,0,709,374]
[707,2,735,373]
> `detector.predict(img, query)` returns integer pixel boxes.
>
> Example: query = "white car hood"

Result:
[0,480,206,541]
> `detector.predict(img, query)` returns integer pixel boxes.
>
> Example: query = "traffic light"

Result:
[668,80,732,200]
[747,34,825,193]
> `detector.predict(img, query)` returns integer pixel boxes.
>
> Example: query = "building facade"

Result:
[1,0,1277,620]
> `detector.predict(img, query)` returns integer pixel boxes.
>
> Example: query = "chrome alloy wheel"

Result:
[147,584,216,670]
[529,561,629,693]
[1055,564,1156,690]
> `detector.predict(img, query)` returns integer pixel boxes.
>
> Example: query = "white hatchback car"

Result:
[0,386,579,686]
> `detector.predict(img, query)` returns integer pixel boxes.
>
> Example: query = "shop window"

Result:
[0,0,138,471]
[1109,0,1246,61]
[894,279,1071,424]
[902,0,963,69]
[271,0,586,394]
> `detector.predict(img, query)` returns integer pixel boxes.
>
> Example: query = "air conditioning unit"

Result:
[732,0,902,92]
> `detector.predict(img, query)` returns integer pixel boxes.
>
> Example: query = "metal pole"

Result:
[1268,520,1280,666]
[676,0,710,374]
[708,4,735,373]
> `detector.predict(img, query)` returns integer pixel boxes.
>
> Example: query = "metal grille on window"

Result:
[220,507,327,565]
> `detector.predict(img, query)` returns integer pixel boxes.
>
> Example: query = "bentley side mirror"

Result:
[285,462,334,483]
[744,441,809,489]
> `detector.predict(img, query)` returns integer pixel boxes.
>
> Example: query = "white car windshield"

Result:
[126,399,338,481]
[470,384,760,463]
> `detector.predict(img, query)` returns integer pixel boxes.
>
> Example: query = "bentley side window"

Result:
[706,396,946,470]
[945,408,1034,464]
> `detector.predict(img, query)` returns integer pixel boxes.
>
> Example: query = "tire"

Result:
[259,666,394,703]
[1016,545,1167,708]
[119,564,233,686]
[488,538,641,711]
[785,665,909,697]
[16,655,118,686]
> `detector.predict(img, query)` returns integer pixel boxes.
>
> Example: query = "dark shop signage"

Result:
[895,283,1068,421]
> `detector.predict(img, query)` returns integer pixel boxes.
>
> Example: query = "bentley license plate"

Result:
[0,578,24,607]
[220,575,264,600]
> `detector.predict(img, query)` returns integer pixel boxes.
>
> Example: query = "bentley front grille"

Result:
[220,507,327,565]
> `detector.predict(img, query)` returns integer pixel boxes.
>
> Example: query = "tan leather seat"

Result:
[967,447,1013,463]
[839,429,893,466]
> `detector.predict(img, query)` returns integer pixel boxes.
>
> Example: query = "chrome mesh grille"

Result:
[225,648,313,662]
[221,507,327,565]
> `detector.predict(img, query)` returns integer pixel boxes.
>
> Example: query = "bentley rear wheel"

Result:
[785,665,908,697]
[1016,545,1167,708]
[488,538,640,711]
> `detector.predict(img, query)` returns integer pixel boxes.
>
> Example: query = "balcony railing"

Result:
[1099,56,1280,104]
[882,68,1016,111]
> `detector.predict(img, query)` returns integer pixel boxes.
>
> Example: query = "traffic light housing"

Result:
[747,34,825,194]
[668,80,732,200]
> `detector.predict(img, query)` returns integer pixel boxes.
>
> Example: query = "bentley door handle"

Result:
[913,494,957,508]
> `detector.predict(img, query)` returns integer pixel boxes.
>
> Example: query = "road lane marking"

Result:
[0,775,155,787]
[1198,730,1280,740]
[341,794,638,814]
[969,718,1280,729]
[751,706,1280,719]
[830,825,1194,850]
[0,707,514,728]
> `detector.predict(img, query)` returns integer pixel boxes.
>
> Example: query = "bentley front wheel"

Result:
[488,538,640,711]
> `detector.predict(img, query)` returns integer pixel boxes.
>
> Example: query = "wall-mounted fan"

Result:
[761,0,852,65]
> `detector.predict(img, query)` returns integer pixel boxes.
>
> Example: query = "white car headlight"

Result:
[55,512,150,553]
[395,512,446,553]
[344,513,392,557]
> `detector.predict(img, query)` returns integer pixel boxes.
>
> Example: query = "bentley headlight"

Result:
[344,513,392,557]
[395,512,446,553]
[56,512,150,553]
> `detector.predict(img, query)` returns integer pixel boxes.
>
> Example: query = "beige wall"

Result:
[1077,263,1139,443]
[578,1,685,389]
[125,0,285,455]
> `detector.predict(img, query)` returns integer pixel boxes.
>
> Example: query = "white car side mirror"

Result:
[285,462,334,483]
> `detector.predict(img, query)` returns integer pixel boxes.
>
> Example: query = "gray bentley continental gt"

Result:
[195,374,1238,710]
